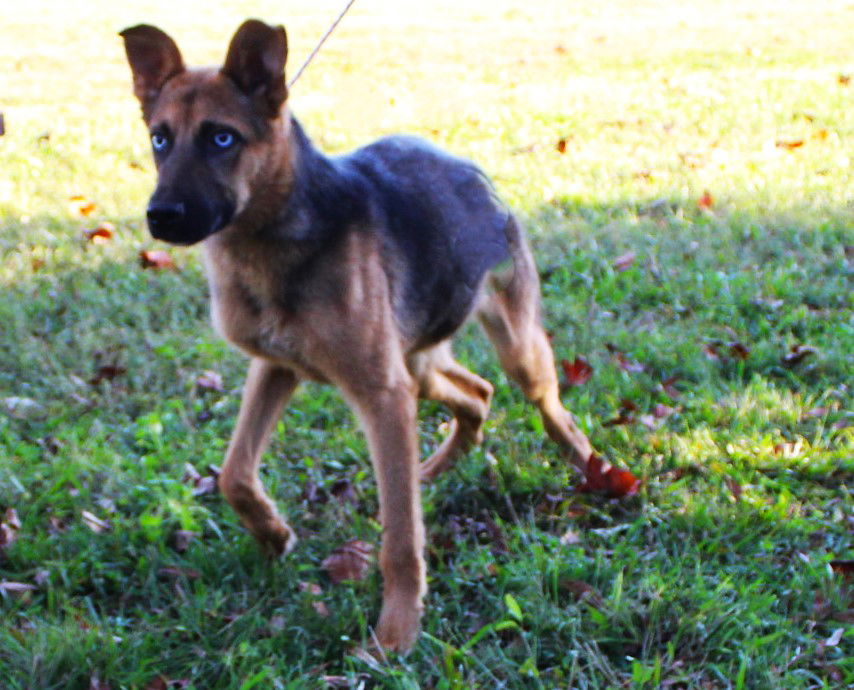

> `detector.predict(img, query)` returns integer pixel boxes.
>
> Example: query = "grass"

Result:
[1,0,852,687]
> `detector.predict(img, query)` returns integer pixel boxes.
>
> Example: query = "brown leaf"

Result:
[140,249,176,270]
[483,513,509,556]
[782,344,817,368]
[81,510,110,533]
[172,530,197,553]
[89,365,126,386]
[83,223,114,244]
[702,342,721,360]
[728,341,751,360]
[838,74,851,86]
[556,138,567,154]
[312,600,330,617]
[613,251,637,272]
[653,403,676,419]
[775,139,805,150]
[829,560,854,579]
[724,477,742,501]
[561,356,593,386]
[196,370,223,392]
[603,411,634,427]
[0,523,17,550]
[0,112,4,136]
[5,508,21,530]
[322,539,374,584]
[69,195,97,217]
[615,352,645,373]
[697,190,714,210]
[559,579,604,608]
[330,478,357,504]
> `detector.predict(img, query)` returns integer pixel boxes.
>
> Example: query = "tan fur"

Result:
[121,20,602,655]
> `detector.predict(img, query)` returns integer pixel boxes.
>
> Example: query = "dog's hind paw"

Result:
[255,519,297,557]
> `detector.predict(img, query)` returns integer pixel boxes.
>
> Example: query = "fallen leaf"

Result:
[330,478,357,504]
[1,396,46,420]
[483,512,509,556]
[83,223,114,244]
[172,530,197,552]
[69,195,97,217]
[837,74,850,86]
[196,370,223,392]
[773,441,802,457]
[728,342,751,360]
[702,343,721,361]
[559,579,604,608]
[824,628,844,647]
[603,410,634,427]
[638,414,658,431]
[89,365,126,386]
[559,528,581,545]
[322,539,374,584]
[556,138,567,154]
[614,352,645,373]
[0,581,37,598]
[299,581,323,596]
[140,249,176,270]
[561,356,593,386]
[312,601,330,617]
[782,344,818,368]
[613,251,637,272]
[577,454,640,497]
[724,477,742,501]
[0,523,17,550]
[0,112,4,136]
[81,510,110,533]
[698,190,714,210]
[775,139,805,150]
[89,675,112,690]
[5,508,21,530]
[812,128,829,142]
[191,476,217,497]
[829,560,854,578]
[34,570,50,586]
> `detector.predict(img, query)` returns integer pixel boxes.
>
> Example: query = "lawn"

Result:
[0,0,852,687]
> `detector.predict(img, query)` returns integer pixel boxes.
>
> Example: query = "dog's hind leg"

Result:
[218,358,299,555]
[476,217,595,472]
[410,343,493,482]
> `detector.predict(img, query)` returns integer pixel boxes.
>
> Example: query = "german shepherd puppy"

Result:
[121,19,610,653]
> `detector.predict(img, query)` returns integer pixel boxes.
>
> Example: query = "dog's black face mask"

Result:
[145,123,240,245]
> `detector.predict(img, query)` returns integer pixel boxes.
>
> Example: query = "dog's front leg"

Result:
[345,376,426,654]
[219,357,299,555]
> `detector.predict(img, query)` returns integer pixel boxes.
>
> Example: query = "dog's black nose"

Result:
[146,201,186,230]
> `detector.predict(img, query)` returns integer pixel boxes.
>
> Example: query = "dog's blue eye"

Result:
[213,131,235,149]
[151,132,169,151]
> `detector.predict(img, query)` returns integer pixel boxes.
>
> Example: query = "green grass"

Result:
[1,0,852,687]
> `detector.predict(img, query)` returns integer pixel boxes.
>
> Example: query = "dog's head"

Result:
[120,20,289,245]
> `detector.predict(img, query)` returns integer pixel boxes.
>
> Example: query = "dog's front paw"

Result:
[373,596,423,655]
[254,518,297,557]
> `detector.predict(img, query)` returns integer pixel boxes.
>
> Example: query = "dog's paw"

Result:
[255,519,297,557]
[373,597,423,655]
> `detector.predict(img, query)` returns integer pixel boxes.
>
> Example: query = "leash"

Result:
[288,0,358,88]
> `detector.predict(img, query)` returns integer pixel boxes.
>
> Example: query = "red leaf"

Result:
[556,138,567,154]
[83,223,114,244]
[140,250,176,270]
[69,195,97,217]
[561,356,593,386]
[698,190,714,210]
[782,344,817,368]
[322,539,374,584]
[577,454,639,497]
[613,251,636,272]
[775,139,805,150]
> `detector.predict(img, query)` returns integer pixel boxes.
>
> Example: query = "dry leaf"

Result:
[89,365,126,386]
[782,344,817,368]
[698,190,714,210]
[653,403,676,419]
[702,343,721,361]
[838,74,851,86]
[0,112,4,137]
[775,139,805,150]
[81,510,110,533]
[561,356,594,386]
[196,370,223,392]
[69,195,97,217]
[613,251,637,272]
[556,138,567,154]
[0,523,17,550]
[728,342,751,360]
[5,508,21,530]
[172,530,197,553]
[322,539,374,584]
[577,453,640,498]
[559,528,581,545]
[824,628,844,647]
[140,250,176,270]
[559,579,604,608]
[829,560,854,578]
[0,581,37,598]
[725,477,742,501]
[84,223,114,244]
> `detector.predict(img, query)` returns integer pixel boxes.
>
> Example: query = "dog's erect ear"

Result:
[120,25,185,113]
[222,19,288,117]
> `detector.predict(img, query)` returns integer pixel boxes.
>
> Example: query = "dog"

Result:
[121,19,611,654]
